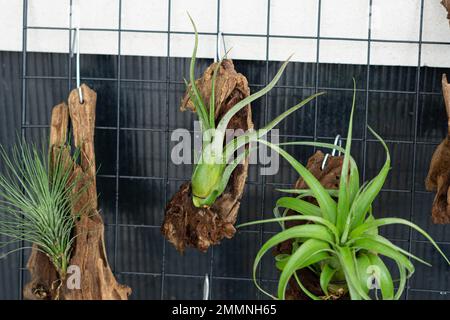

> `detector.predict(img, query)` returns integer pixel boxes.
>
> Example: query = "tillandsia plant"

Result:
[186,15,324,207]
[239,82,450,300]
[0,140,83,279]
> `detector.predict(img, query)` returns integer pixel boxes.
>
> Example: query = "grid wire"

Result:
[18,0,450,300]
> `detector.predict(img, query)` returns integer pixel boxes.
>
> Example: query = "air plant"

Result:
[186,15,323,207]
[239,83,450,300]
[0,140,83,279]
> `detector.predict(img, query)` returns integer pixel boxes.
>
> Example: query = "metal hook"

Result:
[203,274,210,300]
[214,31,227,62]
[321,134,342,170]
[70,28,83,103]
[331,134,342,157]
[214,1,226,63]
[70,1,83,104]
[221,33,227,59]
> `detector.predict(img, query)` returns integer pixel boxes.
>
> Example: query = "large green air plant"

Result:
[239,83,450,300]
[187,16,323,207]
[0,141,83,279]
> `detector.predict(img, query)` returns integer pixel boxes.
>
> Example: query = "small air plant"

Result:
[239,83,450,300]
[186,15,323,207]
[0,140,83,280]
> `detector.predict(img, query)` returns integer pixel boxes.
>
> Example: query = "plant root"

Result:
[162,59,253,252]
[51,279,63,300]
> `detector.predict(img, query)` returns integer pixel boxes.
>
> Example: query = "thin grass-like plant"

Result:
[186,15,324,207]
[238,81,450,300]
[0,140,83,279]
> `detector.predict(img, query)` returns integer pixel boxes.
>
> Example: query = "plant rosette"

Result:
[239,81,450,300]
[274,150,345,300]
[0,140,83,280]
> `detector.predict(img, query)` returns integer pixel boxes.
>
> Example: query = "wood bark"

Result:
[443,0,450,25]
[425,74,450,224]
[162,59,253,253]
[274,151,344,300]
[24,84,131,299]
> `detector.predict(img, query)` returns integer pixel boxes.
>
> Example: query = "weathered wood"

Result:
[23,103,69,300]
[443,0,450,26]
[24,84,131,299]
[162,60,253,252]
[426,74,450,224]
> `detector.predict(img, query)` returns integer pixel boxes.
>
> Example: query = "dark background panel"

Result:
[120,81,167,130]
[212,278,259,300]
[1,51,449,300]
[0,51,22,299]
[26,52,68,77]
[116,226,164,274]
[268,60,316,88]
[367,92,415,141]
[317,88,366,139]
[163,275,204,300]
[267,87,315,137]
[318,63,367,89]
[116,273,162,300]
[413,192,450,243]
[75,54,118,79]
[118,178,165,226]
[417,93,448,143]
[408,242,450,292]
[369,65,418,92]
[365,141,414,190]
[119,130,167,178]
[121,56,167,81]
[420,67,450,93]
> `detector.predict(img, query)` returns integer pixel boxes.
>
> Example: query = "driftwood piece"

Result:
[442,0,450,25]
[425,74,450,224]
[23,103,68,299]
[162,59,253,252]
[274,151,344,300]
[24,84,131,299]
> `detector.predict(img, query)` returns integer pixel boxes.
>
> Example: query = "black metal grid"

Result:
[16,0,450,299]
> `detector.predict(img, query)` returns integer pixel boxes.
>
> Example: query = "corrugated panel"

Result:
[1,51,450,299]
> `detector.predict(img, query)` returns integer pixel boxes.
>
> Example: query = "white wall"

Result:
[1,0,449,67]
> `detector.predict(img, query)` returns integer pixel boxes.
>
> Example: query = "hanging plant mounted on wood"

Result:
[161,15,323,252]
[426,74,450,224]
[0,84,131,299]
[162,58,254,252]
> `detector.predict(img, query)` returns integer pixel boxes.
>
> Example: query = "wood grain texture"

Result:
[162,60,253,252]
[24,84,131,299]
[425,74,450,224]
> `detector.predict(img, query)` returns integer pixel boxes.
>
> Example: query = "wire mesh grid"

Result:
[17,0,450,299]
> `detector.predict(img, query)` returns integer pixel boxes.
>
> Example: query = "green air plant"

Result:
[0,140,82,279]
[238,82,450,300]
[186,15,324,207]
